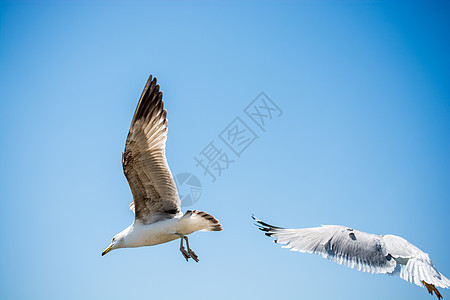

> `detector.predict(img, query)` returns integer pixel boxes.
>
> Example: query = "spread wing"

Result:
[254,217,450,291]
[122,75,181,224]
[253,217,396,274]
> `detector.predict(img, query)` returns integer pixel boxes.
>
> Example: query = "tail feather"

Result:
[180,210,223,232]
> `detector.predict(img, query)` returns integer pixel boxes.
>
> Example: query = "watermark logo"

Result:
[174,172,202,207]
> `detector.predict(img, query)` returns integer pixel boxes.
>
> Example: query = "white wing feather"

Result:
[254,217,450,289]
[383,235,450,288]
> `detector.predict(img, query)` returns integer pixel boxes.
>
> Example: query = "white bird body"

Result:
[118,219,181,248]
[102,75,222,261]
[254,217,449,299]
[117,211,221,248]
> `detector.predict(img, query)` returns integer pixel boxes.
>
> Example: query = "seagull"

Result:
[253,216,449,299]
[102,75,222,262]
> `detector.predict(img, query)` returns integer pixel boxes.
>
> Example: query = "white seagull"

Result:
[253,216,449,299]
[102,75,222,262]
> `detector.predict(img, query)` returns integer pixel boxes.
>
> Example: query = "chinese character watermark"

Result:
[178,91,282,206]
[219,117,258,157]
[193,141,235,182]
[244,92,283,131]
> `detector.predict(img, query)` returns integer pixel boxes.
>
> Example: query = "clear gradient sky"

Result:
[1,1,449,299]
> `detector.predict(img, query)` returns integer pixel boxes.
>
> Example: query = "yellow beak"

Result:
[102,244,113,256]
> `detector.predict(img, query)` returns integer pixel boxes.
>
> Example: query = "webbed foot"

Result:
[422,281,443,300]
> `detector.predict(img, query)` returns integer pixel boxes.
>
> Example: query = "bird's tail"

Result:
[178,210,222,233]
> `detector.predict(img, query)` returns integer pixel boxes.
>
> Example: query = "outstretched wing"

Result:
[383,235,450,289]
[123,75,181,224]
[253,217,396,274]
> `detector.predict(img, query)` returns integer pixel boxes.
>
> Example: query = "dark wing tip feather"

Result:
[131,75,164,125]
[135,84,161,123]
[252,215,284,241]
[252,215,283,229]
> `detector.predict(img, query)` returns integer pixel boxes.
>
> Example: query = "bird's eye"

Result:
[112,237,115,242]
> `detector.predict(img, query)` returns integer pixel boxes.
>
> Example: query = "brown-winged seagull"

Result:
[253,216,449,299]
[102,75,222,262]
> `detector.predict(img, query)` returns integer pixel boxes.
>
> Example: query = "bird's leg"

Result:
[422,281,443,300]
[175,233,190,262]
[183,236,199,262]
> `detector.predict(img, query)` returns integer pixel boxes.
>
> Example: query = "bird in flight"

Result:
[253,216,449,299]
[102,75,222,262]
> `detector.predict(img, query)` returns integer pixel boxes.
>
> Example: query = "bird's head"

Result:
[102,233,124,256]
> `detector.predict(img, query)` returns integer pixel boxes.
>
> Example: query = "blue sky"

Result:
[1,1,449,299]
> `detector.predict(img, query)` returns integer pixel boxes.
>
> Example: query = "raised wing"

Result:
[253,217,396,274]
[123,75,181,224]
